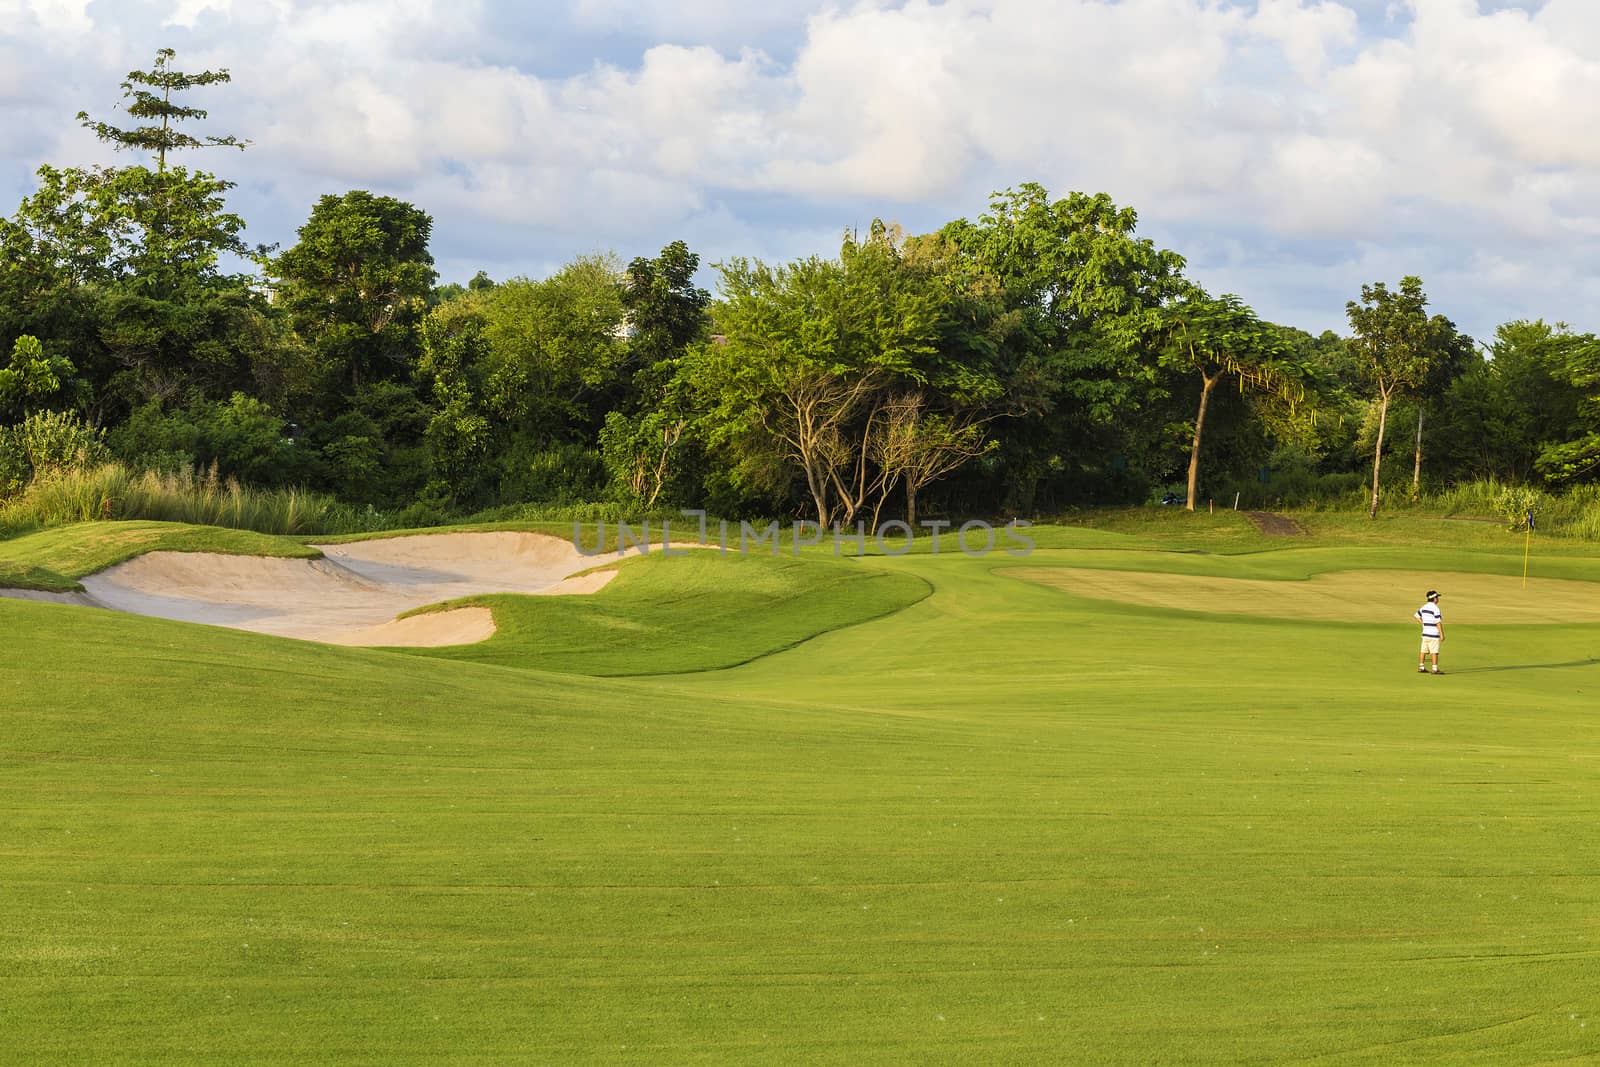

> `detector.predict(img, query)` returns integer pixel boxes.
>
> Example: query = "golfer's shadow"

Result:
[1454,657,1600,674]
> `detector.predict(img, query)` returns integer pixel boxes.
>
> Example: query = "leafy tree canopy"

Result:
[272,191,437,400]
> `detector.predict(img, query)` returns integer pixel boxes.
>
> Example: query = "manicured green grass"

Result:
[1059,504,1600,556]
[4,514,1600,1063]
[0,520,320,591]
[403,551,931,675]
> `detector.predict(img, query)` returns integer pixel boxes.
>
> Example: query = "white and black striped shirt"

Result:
[1415,602,1441,638]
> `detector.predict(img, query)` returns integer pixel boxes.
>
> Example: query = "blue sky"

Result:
[1,0,1596,340]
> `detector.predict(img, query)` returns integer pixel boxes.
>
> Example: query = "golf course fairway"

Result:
[4,514,1599,1063]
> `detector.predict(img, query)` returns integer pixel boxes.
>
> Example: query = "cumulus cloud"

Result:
[565,0,831,53]
[1,0,1598,336]
[1,0,93,33]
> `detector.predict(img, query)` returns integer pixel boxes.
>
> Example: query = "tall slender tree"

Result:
[599,242,712,507]
[77,48,249,172]
[1408,319,1475,499]
[1346,277,1434,519]
[1160,292,1292,510]
[0,47,266,415]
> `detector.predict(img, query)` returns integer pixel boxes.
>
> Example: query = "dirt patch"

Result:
[1014,568,1600,624]
[1246,512,1306,536]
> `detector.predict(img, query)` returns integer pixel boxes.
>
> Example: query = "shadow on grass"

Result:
[1452,658,1600,674]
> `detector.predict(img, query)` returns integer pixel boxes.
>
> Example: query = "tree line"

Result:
[4,50,1598,527]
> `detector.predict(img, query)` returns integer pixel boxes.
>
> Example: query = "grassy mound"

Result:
[402,550,933,675]
[0,520,320,592]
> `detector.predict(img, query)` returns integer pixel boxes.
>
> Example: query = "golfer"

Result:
[1414,590,1443,674]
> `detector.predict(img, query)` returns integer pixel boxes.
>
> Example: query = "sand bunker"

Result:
[2,532,624,647]
[329,607,497,648]
[1014,568,1600,624]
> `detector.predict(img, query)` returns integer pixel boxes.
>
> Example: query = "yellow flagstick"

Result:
[1522,511,1533,589]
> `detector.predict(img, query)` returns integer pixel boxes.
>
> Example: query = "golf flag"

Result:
[1523,510,1535,588]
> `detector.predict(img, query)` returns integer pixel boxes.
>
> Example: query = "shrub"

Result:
[1422,478,1600,540]
[0,429,27,500]
[1494,484,1541,530]
[390,480,456,529]
[107,401,202,469]
[108,395,298,488]
[13,410,108,477]
[496,440,608,505]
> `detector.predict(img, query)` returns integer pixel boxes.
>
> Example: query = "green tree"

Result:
[600,400,689,508]
[622,241,710,370]
[1492,322,1586,476]
[1160,292,1293,510]
[939,184,1187,509]
[408,256,628,507]
[301,381,430,505]
[432,271,496,306]
[0,161,252,302]
[600,242,712,507]
[472,255,626,435]
[1,46,268,419]
[416,314,491,499]
[1265,325,1360,474]
[9,409,108,481]
[1406,316,1476,498]
[72,47,256,298]
[0,335,84,419]
[1346,277,1437,518]
[272,191,437,398]
[868,390,994,526]
[704,226,952,526]
[77,48,248,172]
[1533,328,1600,484]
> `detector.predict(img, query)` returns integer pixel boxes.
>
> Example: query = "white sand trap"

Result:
[14,531,632,647]
[327,606,497,647]
[1014,568,1600,624]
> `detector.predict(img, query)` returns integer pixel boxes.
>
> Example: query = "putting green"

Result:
[1012,567,1600,623]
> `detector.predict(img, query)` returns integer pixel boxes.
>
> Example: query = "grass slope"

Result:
[0,520,320,592]
[4,516,1600,1063]
[402,550,932,675]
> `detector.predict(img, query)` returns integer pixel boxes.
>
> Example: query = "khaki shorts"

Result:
[1420,637,1440,655]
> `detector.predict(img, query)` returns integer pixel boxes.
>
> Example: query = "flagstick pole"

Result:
[1523,526,1531,589]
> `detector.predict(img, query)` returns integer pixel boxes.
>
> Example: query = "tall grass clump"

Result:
[1425,477,1600,539]
[0,462,394,537]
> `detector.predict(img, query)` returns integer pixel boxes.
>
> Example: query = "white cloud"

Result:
[2,0,1599,336]
[2,0,92,33]
[567,0,826,48]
